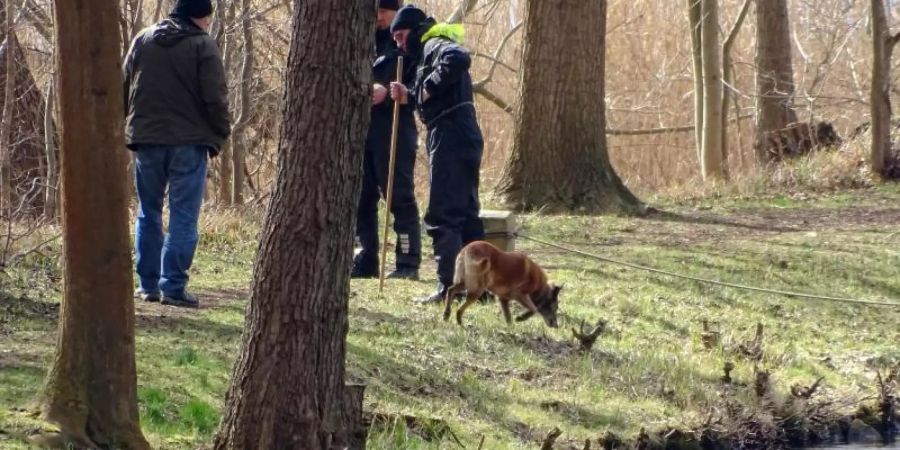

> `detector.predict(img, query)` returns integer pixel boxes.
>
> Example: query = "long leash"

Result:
[379,56,404,293]
[514,233,900,308]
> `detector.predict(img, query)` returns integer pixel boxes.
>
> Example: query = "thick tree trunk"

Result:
[212,0,372,448]
[754,0,798,164]
[871,0,895,176]
[700,0,725,180]
[496,0,640,213]
[40,0,149,448]
[687,0,704,165]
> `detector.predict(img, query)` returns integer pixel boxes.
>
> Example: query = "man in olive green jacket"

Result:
[123,0,230,308]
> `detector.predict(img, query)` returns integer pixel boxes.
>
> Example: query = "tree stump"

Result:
[342,384,367,450]
[480,210,517,251]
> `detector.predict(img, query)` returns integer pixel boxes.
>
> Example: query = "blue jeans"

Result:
[134,145,208,298]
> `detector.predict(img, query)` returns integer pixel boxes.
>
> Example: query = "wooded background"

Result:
[1,0,898,219]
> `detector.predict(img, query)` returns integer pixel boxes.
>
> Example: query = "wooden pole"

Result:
[379,56,403,293]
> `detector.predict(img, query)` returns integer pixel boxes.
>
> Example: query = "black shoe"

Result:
[161,292,200,309]
[414,288,447,304]
[350,256,378,279]
[387,267,419,280]
[134,288,160,303]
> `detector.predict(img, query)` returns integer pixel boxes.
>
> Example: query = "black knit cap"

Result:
[390,4,428,33]
[171,0,213,19]
[378,0,402,11]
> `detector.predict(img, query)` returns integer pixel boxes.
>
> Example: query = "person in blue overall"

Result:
[351,0,422,280]
[389,5,485,303]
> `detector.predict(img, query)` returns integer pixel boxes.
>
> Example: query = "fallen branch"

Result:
[572,318,606,352]
[365,412,463,446]
[791,376,825,399]
[607,114,754,136]
[540,426,562,450]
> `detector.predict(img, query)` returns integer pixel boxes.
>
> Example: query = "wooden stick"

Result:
[379,56,404,293]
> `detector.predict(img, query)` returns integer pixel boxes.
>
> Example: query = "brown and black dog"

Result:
[443,241,562,327]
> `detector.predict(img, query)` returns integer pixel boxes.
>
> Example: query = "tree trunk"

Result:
[40,0,149,448]
[496,0,640,213]
[44,78,58,219]
[218,141,233,205]
[0,0,13,217]
[231,0,253,206]
[700,0,725,180]
[0,0,51,217]
[687,0,704,165]
[753,0,798,164]
[871,0,895,176]
[720,0,752,179]
[216,0,236,206]
[212,0,372,448]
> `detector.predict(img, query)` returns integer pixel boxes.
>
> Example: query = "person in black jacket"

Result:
[352,0,422,280]
[123,0,230,308]
[389,5,485,303]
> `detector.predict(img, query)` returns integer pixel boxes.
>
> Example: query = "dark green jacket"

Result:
[123,18,231,153]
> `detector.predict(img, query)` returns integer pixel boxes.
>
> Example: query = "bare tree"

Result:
[0,0,52,217]
[231,0,253,205]
[687,0,735,180]
[754,0,799,164]
[0,0,14,214]
[39,0,149,448]
[687,0,704,163]
[720,0,752,176]
[699,0,725,179]
[870,0,900,176]
[212,0,372,447]
[43,77,57,218]
[496,0,640,213]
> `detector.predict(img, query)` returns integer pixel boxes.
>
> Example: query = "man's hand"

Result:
[372,83,387,105]
[390,82,409,104]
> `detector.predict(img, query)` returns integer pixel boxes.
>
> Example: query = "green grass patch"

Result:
[1,188,899,448]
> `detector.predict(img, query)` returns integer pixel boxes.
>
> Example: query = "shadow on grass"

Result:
[347,341,591,445]
[643,208,802,233]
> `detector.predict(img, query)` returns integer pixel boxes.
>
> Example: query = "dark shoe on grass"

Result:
[387,267,419,280]
[161,292,199,309]
[134,288,160,303]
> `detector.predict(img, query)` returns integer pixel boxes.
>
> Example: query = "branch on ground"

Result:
[572,318,606,352]
[540,427,562,450]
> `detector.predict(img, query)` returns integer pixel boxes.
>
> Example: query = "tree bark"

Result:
[871,0,896,176]
[720,0,752,178]
[0,0,14,216]
[753,0,798,164]
[212,0,372,448]
[44,78,58,219]
[496,0,640,213]
[231,0,253,206]
[687,0,704,165]
[700,0,725,180]
[0,0,51,217]
[40,0,149,448]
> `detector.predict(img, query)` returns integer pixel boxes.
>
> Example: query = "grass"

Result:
[1,186,899,449]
